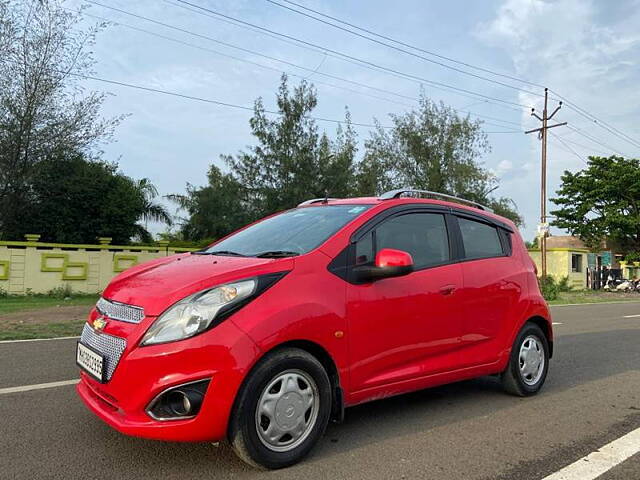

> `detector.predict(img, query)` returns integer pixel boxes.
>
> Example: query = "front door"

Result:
[346,211,464,393]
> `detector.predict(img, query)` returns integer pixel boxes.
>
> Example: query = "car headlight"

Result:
[140,279,257,346]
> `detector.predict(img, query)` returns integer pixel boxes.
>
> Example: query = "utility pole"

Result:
[525,88,567,279]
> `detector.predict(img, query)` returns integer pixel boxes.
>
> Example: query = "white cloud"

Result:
[477,0,640,236]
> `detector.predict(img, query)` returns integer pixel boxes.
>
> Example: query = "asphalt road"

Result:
[1,302,639,479]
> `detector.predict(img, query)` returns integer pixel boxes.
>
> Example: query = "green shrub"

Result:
[624,251,640,264]
[557,276,572,292]
[0,287,7,298]
[48,284,73,299]
[538,276,559,301]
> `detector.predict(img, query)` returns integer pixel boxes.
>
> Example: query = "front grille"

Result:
[80,324,127,381]
[96,297,144,324]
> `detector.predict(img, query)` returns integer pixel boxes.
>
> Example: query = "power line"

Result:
[67,8,417,110]
[79,2,524,130]
[549,131,588,165]
[265,0,545,97]
[549,89,640,150]
[66,72,390,128]
[167,0,531,109]
[270,0,546,90]
[69,72,522,136]
[268,0,640,155]
[565,125,628,157]
[553,135,611,157]
[162,0,522,113]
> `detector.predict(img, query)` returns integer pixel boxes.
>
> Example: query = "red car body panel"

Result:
[76,197,552,442]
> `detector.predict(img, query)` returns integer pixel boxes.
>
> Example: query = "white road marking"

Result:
[551,301,640,307]
[0,335,79,344]
[0,379,79,395]
[622,314,640,318]
[541,426,640,480]
[552,322,563,325]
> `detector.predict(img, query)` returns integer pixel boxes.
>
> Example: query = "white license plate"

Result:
[76,342,104,382]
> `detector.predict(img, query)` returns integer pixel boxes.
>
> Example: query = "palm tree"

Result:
[135,178,172,242]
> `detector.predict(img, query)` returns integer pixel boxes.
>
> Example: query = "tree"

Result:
[168,165,249,241]
[9,152,160,244]
[136,178,173,229]
[0,0,122,239]
[357,94,522,225]
[551,155,640,250]
[224,74,357,219]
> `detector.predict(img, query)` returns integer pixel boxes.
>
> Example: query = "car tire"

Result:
[228,348,332,469]
[501,322,549,397]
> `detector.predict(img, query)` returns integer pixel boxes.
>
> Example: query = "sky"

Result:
[67,0,640,240]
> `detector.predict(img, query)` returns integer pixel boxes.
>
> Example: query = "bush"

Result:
[557,276,572,292]
[48,284,73,299]
[624,252,640,264]
[538,276,559,301]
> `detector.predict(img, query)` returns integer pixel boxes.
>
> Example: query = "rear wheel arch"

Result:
[525,316,553,358]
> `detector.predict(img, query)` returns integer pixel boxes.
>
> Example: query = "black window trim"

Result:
[328,203,514,284]
[336,206,460,283]
[451,213,512,262]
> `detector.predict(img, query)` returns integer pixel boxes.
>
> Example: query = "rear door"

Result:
[346,209,465,392]
[454,214,521,366]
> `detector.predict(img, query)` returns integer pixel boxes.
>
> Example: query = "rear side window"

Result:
[458,217,504,259]
[366,213,450,269]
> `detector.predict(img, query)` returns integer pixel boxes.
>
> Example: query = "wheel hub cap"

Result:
[255,369,319,452]
[519,335,545,386]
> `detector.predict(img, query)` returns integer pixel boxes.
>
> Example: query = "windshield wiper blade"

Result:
[193,250,247,257]
[254,250,300,258]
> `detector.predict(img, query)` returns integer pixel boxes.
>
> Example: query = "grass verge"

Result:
[0,295,97,340]
[0,295,98,316]
[548,290,640,305]
[0,319,88,341]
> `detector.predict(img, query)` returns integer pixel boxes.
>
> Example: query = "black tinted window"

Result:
[373,213,450,269]
[458,217,503,259]
[206,205,371,256]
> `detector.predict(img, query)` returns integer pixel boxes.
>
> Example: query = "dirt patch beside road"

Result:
[0,305,92,340]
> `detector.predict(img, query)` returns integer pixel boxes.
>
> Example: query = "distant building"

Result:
[528,236,591,289]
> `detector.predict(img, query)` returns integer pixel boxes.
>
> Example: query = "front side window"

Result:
[356,213,450,269]
[458,217,504,259]
[204,205,371,257]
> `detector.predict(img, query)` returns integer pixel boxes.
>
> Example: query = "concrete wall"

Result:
[0,238,196,295]
[528,248,589,289]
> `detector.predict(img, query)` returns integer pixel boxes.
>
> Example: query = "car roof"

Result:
[301,196,516,230]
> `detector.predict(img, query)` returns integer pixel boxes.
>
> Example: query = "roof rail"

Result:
[297,197,340,207]
[379,188,491,212]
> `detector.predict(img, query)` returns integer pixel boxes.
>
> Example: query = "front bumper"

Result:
[76,319,260,442]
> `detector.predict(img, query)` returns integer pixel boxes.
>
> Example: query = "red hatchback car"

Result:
[76,189,552,469]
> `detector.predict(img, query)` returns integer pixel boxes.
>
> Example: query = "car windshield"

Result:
[203,205,372,257]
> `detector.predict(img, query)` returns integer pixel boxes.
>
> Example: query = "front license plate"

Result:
[76,342,104,382]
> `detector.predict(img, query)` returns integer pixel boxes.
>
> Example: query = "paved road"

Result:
[1,302,639,479]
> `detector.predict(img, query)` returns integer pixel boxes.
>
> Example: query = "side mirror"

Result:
[353,248,414,282]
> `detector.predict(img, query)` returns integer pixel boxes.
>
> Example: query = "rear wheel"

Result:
[501,323,549,396]
[229,348,332,469]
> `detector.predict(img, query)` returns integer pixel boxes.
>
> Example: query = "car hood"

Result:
[103,253,294,316]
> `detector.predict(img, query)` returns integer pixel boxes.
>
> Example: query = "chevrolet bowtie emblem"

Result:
[93,316,107,332]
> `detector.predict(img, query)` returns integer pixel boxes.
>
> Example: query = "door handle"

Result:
[439,285,456,296]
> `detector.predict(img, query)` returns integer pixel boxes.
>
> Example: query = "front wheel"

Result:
[229,348,332,469]
[501,323,549,396]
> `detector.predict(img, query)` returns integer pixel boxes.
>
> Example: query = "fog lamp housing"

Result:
[146,379,210,421]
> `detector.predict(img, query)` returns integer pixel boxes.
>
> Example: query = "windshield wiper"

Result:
[254,250,300,258]
[193,250,247,257]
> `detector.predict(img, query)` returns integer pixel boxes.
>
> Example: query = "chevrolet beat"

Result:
[76,189,552,469]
